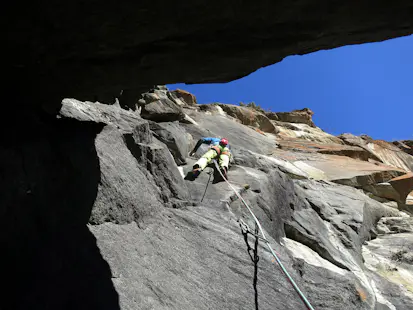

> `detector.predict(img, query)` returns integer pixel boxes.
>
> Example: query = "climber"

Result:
[189,137,231,180]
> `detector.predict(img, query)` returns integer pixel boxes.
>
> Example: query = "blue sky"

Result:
[168,35,412,141]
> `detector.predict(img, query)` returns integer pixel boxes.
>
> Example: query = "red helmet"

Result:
[220,138,228,146]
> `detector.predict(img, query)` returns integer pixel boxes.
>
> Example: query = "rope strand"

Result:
[213,160,315,310]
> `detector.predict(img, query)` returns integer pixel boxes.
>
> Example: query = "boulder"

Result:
[138,87,192,122]
[169,89,197,106]
[273,108,316,127]
[140,98,185,122]
[215,103,278,134]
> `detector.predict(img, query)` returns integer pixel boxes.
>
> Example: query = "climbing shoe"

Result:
[220,167,228,180]
[192,168,201,178]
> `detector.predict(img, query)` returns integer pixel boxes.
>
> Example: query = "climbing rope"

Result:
[200,168,213,202]
[213,160,315,310]
[240,220,260,310]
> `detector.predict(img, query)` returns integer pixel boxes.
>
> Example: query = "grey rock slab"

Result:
[60,98,143,132]
[363,232,413,308]
[182,112,279,156]
[149,121,193,165]
[131,137,191,204]
[91,125,165,225]
[289,180,400,273]
[283,238,373,309]
[90,207,308,310]
[376,216,413,234]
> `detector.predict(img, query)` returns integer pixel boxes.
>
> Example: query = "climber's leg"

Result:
[217,154,230,179]
[192,149,217,177]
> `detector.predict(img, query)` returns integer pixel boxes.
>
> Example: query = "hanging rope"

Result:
[213,160,315,310]
[200,169,213,202]
[240,220,260,310]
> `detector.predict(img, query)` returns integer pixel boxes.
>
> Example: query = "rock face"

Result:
[4,2,413,306]
[149,121,192,166]
[340,134,413,172]
[5,88,413,309]
[394,140,413,155]
[363,216,413,308]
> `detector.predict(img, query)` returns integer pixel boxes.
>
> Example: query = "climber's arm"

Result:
[189,138,208,156]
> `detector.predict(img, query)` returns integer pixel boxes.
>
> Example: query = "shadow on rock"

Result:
[184,162,227,184]
[1,112,120,310]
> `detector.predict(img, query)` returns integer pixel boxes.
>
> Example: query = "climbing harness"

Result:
[213,160,315,310]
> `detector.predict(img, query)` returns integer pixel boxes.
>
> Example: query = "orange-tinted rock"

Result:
[339,134,413,171]
[389,172,413,205]
[277,139,381,162]
[273,108,315,127]
[270,108,315,127]
[333,170,403,188]
[274,121,343,145]
[216,104,278,134]
[268,148,405,183]
[170,89,198,106]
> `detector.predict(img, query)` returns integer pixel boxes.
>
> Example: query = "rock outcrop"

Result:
[394,140,413,156]
[137,86,186,122]
[274,121,343,144]
[273,108,316,127]
[389,173,413,208]
[212,103,279,134]
[169,89,198,106]
[340,134,413,172]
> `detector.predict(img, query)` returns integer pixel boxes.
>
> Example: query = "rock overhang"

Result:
[4,1,413,110]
